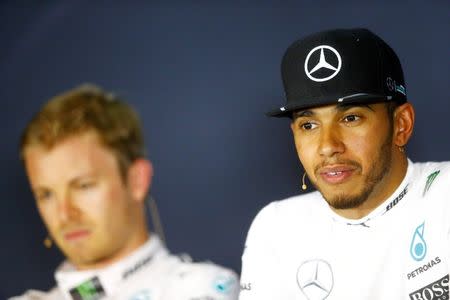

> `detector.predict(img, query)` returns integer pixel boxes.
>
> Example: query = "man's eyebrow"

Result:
[335,103,374,112]
[68,173,96,186]
[293,103,375,118]
[293,110,314,118]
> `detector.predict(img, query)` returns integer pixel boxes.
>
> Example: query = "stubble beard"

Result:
[315,132,393,210]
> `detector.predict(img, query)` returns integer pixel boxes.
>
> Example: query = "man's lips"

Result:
[318,165,357,184]
[64,229,90,241]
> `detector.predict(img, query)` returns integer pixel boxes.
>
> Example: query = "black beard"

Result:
[317,130,393,210]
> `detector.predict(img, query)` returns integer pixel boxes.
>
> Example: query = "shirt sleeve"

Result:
[444,168,450,265]
[163,262,239,300]
[434,163,450,266]
[239,202,280,300]
[428,162,450,273]
[8,287,61,300]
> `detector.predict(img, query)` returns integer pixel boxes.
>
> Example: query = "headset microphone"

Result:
[302,172,307,190]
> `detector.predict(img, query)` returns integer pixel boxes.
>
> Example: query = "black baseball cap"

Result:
[268,28,407,118]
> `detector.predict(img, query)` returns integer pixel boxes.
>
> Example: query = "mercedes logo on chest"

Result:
[304,45,342,82]
[297,259,334,300]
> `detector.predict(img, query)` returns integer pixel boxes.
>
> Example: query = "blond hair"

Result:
[20,84,145,178]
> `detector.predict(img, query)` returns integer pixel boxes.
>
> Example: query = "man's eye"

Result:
[77,182,95,189]
[301,122,317,130]
[343,115,360,122]
[36,191,52,201]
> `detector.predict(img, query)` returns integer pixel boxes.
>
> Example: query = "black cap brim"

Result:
[266,93,394,118]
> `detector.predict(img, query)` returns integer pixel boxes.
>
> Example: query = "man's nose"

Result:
[58,195,79,223]
[318,125,345,157]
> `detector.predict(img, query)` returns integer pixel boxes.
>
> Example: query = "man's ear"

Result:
[393,102,415,147]
[127,159,153,203]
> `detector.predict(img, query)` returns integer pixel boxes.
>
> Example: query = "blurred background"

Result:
[1,1,449,297]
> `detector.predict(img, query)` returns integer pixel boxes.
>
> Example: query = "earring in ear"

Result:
[44,236,53,248]
[399,146,405,153]
[302,172,307,190]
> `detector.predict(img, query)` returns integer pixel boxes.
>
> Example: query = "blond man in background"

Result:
[12,84,238,300]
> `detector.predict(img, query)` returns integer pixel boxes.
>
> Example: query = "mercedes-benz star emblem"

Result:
[304,45,342,82]
[297,259,334,300]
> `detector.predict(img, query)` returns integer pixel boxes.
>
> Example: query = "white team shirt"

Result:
[240,160,450,300]
[11,236,239,300]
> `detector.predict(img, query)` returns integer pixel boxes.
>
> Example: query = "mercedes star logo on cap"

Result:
[297,259,334,300]
[304,45,342,82]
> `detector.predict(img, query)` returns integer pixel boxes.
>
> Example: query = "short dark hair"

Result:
[385,100,405,120]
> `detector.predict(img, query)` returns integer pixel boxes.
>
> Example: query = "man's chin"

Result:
[61,246,100,265]
[67,253,103,267]
[321,191,368,210]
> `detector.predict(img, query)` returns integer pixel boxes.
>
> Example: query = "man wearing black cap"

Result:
[239,28,450,299]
